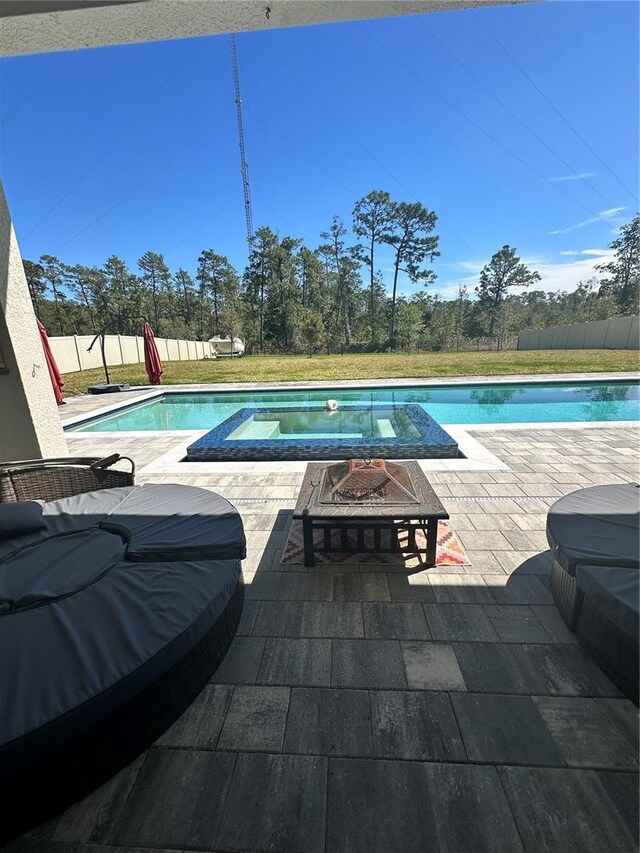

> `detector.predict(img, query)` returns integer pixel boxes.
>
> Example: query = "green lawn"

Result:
[61,349,639,397]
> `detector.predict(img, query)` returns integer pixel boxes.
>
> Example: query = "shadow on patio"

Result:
[14,511,639,853]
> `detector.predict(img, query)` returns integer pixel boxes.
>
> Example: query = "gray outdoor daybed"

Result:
[0,483,246,841]
[546,483,639,702]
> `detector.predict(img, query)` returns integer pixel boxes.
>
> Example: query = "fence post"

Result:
[117,334,124,365]
[73,335,83,372]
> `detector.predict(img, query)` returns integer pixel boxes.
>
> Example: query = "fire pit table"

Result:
[293,459,449,567]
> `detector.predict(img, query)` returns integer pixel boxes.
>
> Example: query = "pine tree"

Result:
[382,201,439,347]
[476,245,540,337]
[138,251,172,334]
[596,213,639,313]
[353,190,392,344]
[23,259,47,319]
[39,255,69,335]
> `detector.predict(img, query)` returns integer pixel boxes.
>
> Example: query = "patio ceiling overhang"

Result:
[0,0,530,58]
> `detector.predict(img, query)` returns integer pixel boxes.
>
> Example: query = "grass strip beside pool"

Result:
[62,350,640,397]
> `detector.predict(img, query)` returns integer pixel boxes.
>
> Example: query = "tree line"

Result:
[23,197,638,354]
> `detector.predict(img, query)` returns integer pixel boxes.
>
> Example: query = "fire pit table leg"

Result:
[425,517,438,567]
[302,512,315,567]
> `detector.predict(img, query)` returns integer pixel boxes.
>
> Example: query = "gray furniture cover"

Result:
[576,565,640,640]
[546,483,640,575]
[0,483,245,783]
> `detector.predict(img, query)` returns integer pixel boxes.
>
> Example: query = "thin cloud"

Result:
[559,248,611,257]
[549,207,626,235]
[542,172,598,183]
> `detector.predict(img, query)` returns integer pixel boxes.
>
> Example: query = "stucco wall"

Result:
[0,183,67,462]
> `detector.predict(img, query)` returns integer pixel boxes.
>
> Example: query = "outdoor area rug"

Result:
[281,520,470,566]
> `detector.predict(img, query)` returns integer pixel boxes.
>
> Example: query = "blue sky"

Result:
[1,1,638,300]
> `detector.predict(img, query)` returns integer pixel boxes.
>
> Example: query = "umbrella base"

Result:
[88,383,131,394]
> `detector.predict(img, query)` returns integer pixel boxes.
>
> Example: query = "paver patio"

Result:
[6,403,639,853]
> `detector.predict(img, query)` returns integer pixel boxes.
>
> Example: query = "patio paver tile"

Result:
[494,549,552,573]
[596,698,640,754]
[243,572,282,601]
[423,763,525,853]
[216,753,327,853]
[332,572,391,601]
[108,749,235,849]
[370,691,466,761]
[277,572,333,601]
[217,685,290,752]
[235,599,259,635]
[454,642,549,695]
[155,685,233,749]
[529,605,579,644]
[326,758,436,853]
[386,571,436,601]
[401,641,466,691]
[300,601,364,638]
[28,755,146,845]
[459,530,513,551]
[534,697,638,769]
[460,550,506,573]
[451,693,563,765]
[503,529,551,551]
[597,771,640,844]
[257,637,332,687]
[467,514,521,530]
[331,639,407,688]
[428,573,494,604]
[498,766,637,853]
[424,603,499,642]
[362,602,431,639]
[210,636,266,685]
[484,573,554,605]
[251,601,304,637]
[522,644,623,697]
[283,688,372,757]
[483,604,551,642]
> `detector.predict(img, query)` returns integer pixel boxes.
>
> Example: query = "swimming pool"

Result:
[68,380,640,432]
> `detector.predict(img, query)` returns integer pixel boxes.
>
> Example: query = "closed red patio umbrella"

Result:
[37,318,64,405]
[143,320,163,385]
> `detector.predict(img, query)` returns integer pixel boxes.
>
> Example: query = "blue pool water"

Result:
[69,380,640,432]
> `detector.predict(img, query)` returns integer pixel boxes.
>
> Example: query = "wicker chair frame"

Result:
[577,592,639,704]
[551,559,584,631]
[1,576,244,842]
[0,455,135,503]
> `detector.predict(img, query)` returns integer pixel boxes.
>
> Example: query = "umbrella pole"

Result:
[100,333,111,385]
[87,329,111,385]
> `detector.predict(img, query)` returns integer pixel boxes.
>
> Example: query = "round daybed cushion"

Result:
[0,483,246,562]
[546,483,640,575]
[0,484,246,838]
[0,550,241,775]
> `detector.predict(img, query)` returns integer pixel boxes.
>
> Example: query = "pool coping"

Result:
[60,371,640,430]
[106,427,508,475]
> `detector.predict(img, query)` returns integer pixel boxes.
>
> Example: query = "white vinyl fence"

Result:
[518,315,639,351]
[49,335,209,374]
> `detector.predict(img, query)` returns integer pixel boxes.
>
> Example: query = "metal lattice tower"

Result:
[230,33,253,246]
